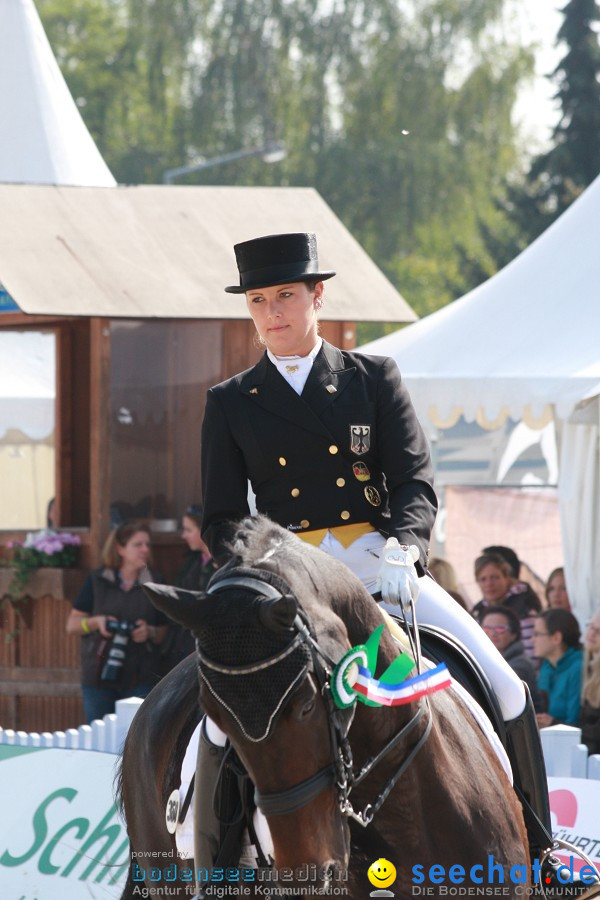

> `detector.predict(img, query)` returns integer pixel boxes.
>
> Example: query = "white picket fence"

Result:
[0,696,143,755]
[0,701,599,782]
[541,724,600,780]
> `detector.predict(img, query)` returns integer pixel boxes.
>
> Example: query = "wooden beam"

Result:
[89,318,112,566]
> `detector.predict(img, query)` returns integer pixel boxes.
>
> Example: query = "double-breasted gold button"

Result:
[279,457,287,466]
[340,510,350,520]
[328,445,339,455]
[300,519,310,528]
[291,488,300,498]
[336,478,346,487]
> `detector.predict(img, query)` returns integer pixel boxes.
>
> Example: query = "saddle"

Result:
[391,618,507,748]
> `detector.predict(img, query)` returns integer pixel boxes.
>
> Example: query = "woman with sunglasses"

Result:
[480,606,543,711]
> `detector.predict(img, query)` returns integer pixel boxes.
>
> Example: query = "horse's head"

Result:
[145,519,374,887]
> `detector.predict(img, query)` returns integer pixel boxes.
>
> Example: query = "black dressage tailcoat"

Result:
[201,341,437,570]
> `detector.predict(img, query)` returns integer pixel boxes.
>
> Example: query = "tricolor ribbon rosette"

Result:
[331,623,451,710]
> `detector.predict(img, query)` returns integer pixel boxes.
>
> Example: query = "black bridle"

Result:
[201,573,432,828]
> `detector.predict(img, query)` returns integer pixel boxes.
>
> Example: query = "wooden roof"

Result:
[0,184,416,322]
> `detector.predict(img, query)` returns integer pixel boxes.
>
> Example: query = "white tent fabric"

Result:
[0,331,55,440]
[0,0,116,187]
[359,175,600,620]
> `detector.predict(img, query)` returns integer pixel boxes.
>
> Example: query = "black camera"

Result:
[100,620,135,683]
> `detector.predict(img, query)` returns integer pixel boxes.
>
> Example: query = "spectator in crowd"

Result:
[533,608,583,727]
[177,504,217,591]
[46,496,57,528]
[580,610,600,755]
[159,505,218,672]
[428,557,467,609]
[545,567,571,611]
[484,545,521,580]
[480,606,544,711]
[66,520,168,724]
[471,552,541,660]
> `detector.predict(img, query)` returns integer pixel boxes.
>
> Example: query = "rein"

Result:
[202,573,431,828]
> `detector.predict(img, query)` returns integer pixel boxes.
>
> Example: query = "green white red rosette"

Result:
[331,623,451,709]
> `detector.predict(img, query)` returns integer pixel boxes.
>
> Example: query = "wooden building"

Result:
[0,182,416,730]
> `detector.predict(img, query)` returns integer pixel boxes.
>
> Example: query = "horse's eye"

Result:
[300,697,316,719]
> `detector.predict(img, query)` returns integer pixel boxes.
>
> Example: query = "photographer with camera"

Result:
[66,520,169,724]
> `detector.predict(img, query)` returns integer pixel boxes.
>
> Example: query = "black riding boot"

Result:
[505,688,599,894]
[194,717,247,899]
[194,717,227,889]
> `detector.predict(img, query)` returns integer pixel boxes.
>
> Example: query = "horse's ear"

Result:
[258,593,297,634]
[142,582,211,629]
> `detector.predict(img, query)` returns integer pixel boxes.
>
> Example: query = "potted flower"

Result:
[2,530,81,640]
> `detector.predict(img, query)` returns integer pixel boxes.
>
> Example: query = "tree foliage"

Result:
[38,0,535,320]
[505,0,600,243]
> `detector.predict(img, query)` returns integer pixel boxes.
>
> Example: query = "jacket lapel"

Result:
[239,353,334,438]
[302,342,357,415]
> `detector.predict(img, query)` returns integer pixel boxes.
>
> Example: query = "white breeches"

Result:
[318,530,527,721]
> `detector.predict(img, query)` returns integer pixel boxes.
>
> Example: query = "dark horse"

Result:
[119,516,529,899]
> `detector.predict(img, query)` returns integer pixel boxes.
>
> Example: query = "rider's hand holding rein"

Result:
[378,537,420,609]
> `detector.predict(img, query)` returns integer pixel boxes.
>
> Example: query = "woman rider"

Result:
[196,233,556,882]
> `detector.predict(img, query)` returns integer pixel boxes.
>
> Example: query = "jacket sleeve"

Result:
[201,387,250,562]
[376,356,438,569]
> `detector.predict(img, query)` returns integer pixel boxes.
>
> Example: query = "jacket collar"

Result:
[238,341,356,436]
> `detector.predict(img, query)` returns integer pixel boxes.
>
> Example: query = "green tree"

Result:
[505,0,600,243]
[38,0,535,318]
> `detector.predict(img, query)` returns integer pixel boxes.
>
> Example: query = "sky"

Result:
[512,0,565,150]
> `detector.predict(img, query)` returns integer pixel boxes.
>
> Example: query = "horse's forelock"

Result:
[227,515,387,661]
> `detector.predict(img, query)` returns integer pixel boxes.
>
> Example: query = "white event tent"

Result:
[0,0,116,186]
[360,174,600,621]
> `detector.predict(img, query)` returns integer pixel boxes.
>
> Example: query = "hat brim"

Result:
[224,271,336,294]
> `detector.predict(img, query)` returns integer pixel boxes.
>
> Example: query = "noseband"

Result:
[201,572,431,827]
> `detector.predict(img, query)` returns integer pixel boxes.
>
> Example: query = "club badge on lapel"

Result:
[350,424,370,455]
[353,461,371,481]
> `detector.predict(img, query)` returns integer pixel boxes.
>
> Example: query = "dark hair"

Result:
[102,520,152,569]
[483,545,520,580]
[538,608,581,649]
[481,605,521,639]
[474,553,513,581]
[303,279,319,292]
[183,504,203,529]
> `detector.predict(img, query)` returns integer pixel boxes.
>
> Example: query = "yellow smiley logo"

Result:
[368,857,397,888]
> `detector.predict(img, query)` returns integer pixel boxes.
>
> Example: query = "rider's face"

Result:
[246,281,323,357]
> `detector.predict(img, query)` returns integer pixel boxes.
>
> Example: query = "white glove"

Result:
[377,537,420,609]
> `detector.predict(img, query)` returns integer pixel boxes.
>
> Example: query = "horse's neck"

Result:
[350,698,431,837]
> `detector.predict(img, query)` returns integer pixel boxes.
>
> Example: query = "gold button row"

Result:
[280,446,338,466]
[290,479,345,498]
[296,512,350,528]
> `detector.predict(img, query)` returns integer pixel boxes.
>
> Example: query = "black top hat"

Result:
[224,232,336,293]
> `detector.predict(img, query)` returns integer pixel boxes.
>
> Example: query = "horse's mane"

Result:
[228,515,391,651]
